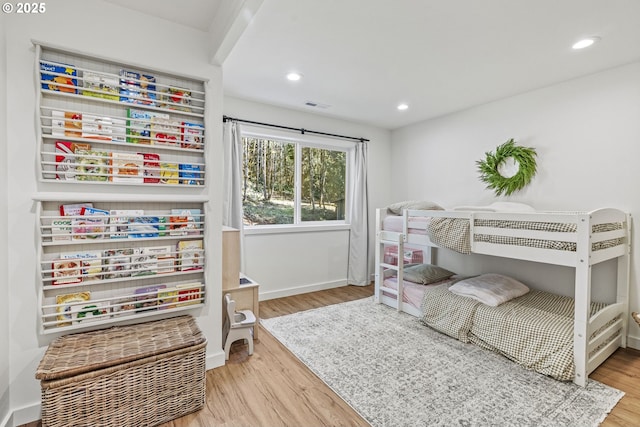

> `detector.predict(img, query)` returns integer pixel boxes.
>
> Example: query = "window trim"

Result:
[240,125,352,229]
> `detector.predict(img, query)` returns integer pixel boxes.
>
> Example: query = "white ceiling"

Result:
[106,0,640,130]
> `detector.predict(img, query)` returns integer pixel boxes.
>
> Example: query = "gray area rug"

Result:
[261,297,623,427]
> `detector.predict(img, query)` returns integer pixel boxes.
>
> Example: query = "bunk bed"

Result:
[374,205,631,386]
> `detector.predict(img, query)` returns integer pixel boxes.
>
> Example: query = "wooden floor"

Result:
[23,284,640,427]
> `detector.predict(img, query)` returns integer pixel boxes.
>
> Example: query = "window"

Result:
[241,135,347,226]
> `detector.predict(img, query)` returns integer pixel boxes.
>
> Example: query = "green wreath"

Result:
[476,139,537,196]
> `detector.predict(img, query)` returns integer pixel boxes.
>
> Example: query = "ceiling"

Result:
[107,0,640,130]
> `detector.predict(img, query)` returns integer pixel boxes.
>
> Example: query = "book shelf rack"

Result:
[33,42,211,334]
[35,44,206,186]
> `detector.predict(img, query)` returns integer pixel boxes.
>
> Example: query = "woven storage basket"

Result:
[36,315,207,427]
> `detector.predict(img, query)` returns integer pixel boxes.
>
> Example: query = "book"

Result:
[103,248,133,279]
[55,141,90,181]
[71,206,109,240]
[126,109,168,144]
[160,162,179,184]
[55,292,90,326]
[160,87,192,112]
[141,152,160,183]
[181,122,204,149]
[111,118,127,142]
[40,61,77,93]
[110,152,144,183]
[176,282,203,306]
[51,110,82,138]
[179,163,201,185]
[130,248,157,277]
[75,150,109,181]
[134,284,166,312]
[51,258,82,285]
[82,70,119,100]
[75,302,110,323]
[119,69,156,106]
[151,116,180,146]
[157,287,179,309]
[128,215,159,238]
[141,244,175,274]
[177,240,204,271]
[170,208,201,236]
[109,209,144,239]
[54,203,93,242]
[81,114,112,140]
[112,296,136,316]
[59,250,103,282]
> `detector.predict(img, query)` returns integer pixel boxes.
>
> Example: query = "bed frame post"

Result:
[573,214,591,387]
[618,213,632,348]
[375,208,383,304]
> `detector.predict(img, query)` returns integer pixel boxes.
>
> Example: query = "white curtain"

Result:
[222,120,245,270]
[347,141,369,286]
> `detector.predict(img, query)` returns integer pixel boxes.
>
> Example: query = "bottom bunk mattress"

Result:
[420,282,613,381]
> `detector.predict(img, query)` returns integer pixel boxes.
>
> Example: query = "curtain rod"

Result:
[223,115,369,143]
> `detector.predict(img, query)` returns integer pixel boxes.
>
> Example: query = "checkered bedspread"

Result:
[420,281,612,381]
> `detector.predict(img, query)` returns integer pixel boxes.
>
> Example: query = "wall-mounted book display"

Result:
[34,197,208,334]
[35,44,206,187]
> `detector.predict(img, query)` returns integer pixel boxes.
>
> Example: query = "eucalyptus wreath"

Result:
[476,139,537,196]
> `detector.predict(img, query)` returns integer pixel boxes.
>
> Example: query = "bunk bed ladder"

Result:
[375,230,405,312]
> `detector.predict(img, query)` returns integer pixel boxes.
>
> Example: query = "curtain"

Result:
[222,120,245,270]
[347,141,369,286]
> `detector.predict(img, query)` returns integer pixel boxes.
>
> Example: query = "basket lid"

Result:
[36,315,206,381]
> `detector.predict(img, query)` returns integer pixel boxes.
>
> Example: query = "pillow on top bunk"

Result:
[448,273,529,306]
[402,263,455,285]
[387,200,444,215]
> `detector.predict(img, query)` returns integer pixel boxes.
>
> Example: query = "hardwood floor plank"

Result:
[21,284,640,426]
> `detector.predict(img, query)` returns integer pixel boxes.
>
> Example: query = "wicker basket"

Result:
[36,315,207,427]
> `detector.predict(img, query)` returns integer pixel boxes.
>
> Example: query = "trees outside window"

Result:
[242,136,347,226]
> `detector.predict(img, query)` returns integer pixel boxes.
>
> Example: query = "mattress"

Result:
[382,215,428,235]
[382,276,458,310]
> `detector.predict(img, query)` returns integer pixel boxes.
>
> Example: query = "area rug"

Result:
[261,297,623,427]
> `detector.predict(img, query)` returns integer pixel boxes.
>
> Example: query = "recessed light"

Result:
[572,37,600,50]
[397,103,409,111]
[286,72,302,81]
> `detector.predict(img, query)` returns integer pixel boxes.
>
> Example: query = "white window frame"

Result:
[240,125,352,233]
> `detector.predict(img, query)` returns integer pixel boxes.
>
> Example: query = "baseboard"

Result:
[259,279,348,301]
[626,333,640,350]
[207,349,226,371]
[4,402,40,427]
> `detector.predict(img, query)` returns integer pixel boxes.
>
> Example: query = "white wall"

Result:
[4,1,224,424]
[390,61,640,345]
[1,11,11,427]
[223,96,392,299]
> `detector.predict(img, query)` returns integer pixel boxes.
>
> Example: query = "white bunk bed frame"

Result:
[374,207,631,387]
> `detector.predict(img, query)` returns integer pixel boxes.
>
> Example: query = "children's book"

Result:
[111,117,127,142]
[75,302,110,323]
[141,153,160,183]
[55,141,90,181]
[126,109,168,144]
[119,69,156,106]
[54,203,93,242]
[160,87,192,112]
[55,292,90,326]
[59,250,103,282]
[81,114,112,140]
[82,70,119,100]
[130,248,157,277]
[75,150,109,181]
[128,216,159,238]
[109,209,144,239]
[71,206,109,240]
[177,240,204,271]
[51,110,82,138]
[103,248,133,279]
[151,116,180,146]
[160,163,179,184]
[176,283,203,306]
[110,152,144,183]
[179,163,201,185]
[157,287,179,309]
[134,285,166,312]
[51,258,82,285]
[41,61,77,94]
[181,122,204,149]
[170,208,201,236]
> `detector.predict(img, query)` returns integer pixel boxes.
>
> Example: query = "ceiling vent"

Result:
[305,101,330,109]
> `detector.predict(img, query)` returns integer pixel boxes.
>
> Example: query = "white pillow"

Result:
[448,273,529,307]
[387,200,443,215]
